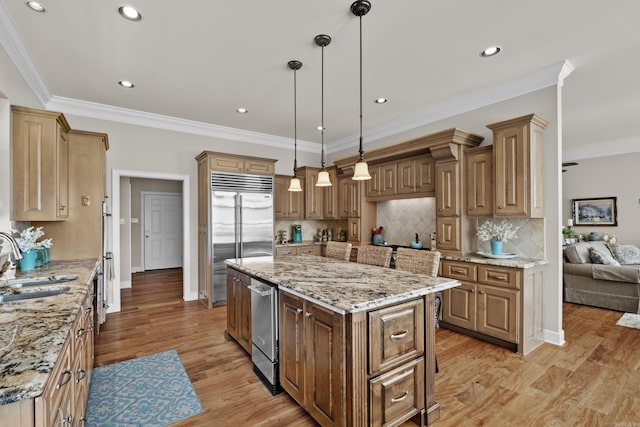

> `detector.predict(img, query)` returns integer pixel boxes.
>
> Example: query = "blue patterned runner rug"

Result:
[86,349,204,427]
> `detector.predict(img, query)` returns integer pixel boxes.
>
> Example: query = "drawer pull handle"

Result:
[391,391,409,403]
[451,268,467,274]
[390,330,408,339]
[488,272,507,280]
[57,369,72,389]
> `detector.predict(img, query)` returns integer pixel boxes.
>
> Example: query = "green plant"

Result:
[562,227,577,237]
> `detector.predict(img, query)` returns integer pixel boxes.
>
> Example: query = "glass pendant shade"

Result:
[353,159,371,180]
[288,176,303,192]
[316,169,332,186]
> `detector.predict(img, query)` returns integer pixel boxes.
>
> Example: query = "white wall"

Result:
[563,152,640,246]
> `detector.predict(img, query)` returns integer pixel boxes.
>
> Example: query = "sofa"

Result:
[563,241,640,313]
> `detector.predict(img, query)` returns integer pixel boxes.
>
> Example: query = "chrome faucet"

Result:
[0,232,23,261]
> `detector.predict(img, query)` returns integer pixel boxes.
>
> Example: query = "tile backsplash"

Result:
[471,217,545,259]
[377,198,437,247]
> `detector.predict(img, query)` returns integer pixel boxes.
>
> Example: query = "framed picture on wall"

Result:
[572,197,618,226]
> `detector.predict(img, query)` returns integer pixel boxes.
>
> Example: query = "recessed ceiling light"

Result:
[118,80,134,88]
[374,98,388,104]
[118,5,142,21]
[26,1,46,12]
[480,46,502,57]
[236,108,248,114]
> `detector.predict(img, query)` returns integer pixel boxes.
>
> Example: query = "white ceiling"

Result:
[1,0,639,161]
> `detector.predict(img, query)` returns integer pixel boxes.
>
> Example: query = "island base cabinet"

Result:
[226,268,252,354]
[279,291,345,427]
[369,357,425,427]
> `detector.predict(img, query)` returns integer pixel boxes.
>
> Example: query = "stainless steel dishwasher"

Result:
[248,277,280,395]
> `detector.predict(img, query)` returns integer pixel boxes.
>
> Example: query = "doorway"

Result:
[142,192,183,271]
[111,169,191,313]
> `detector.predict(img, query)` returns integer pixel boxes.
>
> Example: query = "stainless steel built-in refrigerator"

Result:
[211,173,274,306]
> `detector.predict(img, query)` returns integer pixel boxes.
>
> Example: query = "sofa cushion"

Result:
[565,241,609,264]
[607,242,640,265]
[589,246,620,266]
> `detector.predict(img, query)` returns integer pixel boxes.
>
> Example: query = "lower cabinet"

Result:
[280,291,435,427]
[275,244,321,257]
[33,291,95,427]
[226,268,252,354]
[440,260,544,355]
[279,292,344,427]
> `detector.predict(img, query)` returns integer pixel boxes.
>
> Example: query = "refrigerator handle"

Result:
[236,194,242,258]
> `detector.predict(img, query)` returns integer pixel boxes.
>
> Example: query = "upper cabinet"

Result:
[297,167,324,220]
[435,160,460,217]
[488,114,548,218]
[11,106,71,221]
[365,156,434,201]
[274,175,303,220]
[465,146,493,217]
[207,153,275,175]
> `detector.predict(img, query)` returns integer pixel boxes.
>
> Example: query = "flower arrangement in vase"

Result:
[476,220,517,255]
[12,227,53,271]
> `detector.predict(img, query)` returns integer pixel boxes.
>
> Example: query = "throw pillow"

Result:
[607,242,640,265]
[589,246,620,266]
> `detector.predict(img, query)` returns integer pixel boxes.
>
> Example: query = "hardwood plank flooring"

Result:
[95,269,640,426]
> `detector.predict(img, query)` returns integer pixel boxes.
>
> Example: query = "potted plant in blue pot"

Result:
[477,219,518,256]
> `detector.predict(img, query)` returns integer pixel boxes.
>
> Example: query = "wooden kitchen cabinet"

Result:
[435,217,460,252]
[226,268,252,354]
[196,151,276,308]
[465,146,493,217]
[487,114,547,218]
[33,129,109,261]
[366,161,396,198]
[275,244,321,256]
[322,167,338,219]
[279,291,345,427]
[337,174,376,243]
[297,167,324,220]
[274,175,303,219]
[435,160,459,217]
[11,106,71,221]
[397,155,435,196]
[33,290,95,427]
[440,260,544,355]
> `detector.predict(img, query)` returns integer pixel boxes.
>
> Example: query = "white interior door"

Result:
[143,192,183,270]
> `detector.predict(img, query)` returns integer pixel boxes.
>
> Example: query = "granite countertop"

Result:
[225,255,460,314]
[0,259,99,405]
[442,253,548,269]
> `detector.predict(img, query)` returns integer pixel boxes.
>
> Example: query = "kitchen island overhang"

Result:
[224,255,460,426]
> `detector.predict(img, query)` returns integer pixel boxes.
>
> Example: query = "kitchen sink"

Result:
[0,286,70,303]
[7,275,78,289]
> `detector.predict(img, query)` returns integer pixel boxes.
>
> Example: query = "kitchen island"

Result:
[225,255,460,427]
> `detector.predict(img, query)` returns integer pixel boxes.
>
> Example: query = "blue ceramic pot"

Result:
[19,251,37,271]
[490,240,503,255]
[373,234,384,245]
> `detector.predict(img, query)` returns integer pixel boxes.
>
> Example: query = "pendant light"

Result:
[315,34,332,187]
[287,60,303,192]
[351,0,372,181]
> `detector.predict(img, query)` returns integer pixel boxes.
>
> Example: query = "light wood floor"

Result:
[95,268,640,426]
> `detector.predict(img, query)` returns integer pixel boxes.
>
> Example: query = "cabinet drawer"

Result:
[369,299,424,374]
[297,245,320,255]
[478,265,520,289]
[441,260,477,282]
[275,247,296,256]
[369,357,425,427]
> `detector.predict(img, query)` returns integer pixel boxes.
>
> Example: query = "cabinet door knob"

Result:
[305,312,312,318]
[470,289,475,293]
[469,207,474,211]
[296,308,303,314]
[498,206,504,209]
[479,290,485,294]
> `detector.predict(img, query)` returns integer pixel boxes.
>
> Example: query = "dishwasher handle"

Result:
[248,283,273,297]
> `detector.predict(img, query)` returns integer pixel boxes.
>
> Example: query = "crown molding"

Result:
[327,60,574,155]
[47,96,319,153]
[0,0,50,106]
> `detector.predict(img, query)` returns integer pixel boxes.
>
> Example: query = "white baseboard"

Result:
[185,291,198,301]
[543,328,565,347]
[120,280,132,289]
[131,266,144,273]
